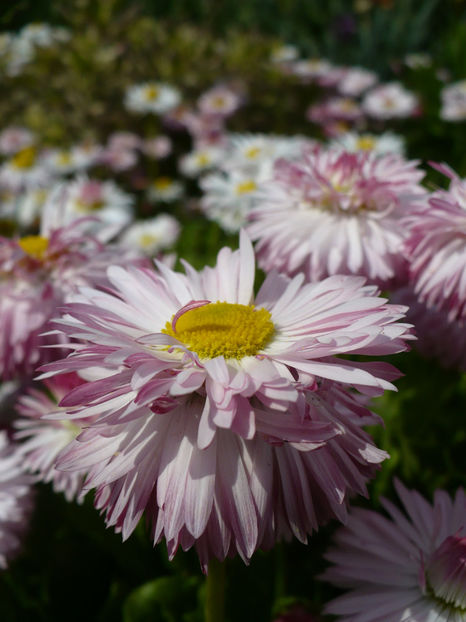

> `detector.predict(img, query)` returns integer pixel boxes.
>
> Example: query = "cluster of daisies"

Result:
[0,27,465,622]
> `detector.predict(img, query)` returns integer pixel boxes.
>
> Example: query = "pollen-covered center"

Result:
[162,301,275,359]
[18,235,49,260]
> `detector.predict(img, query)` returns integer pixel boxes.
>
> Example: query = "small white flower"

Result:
[147,177,184,203]
[120,214,180,254]
[125,82,181,115]
[329,131,405,156]
[363,82,419,119]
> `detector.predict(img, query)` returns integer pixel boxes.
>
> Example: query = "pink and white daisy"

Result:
[40,232,411,569]
[142,136,172,160]
[0,431,34,569]
[197,85,242,118]
[337,67,378,97]
[14,374,91,502]
[0,127,35,156]
[307,98,364,124]
[405,164,466,321]
[248,147,426,287]
[321,480,466,622]
[46,175,134,232]
[0,198,145,380]
[362,82,419,120]
[291,58,333,81]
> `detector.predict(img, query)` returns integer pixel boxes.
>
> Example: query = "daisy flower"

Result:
[119,214,180,255]
[0,127,35,156]
[362,82,419,120]
[200,170,261,232]
[197,85,242,118]
[0,197,145,380]
[329,131,405,156]
[405,164,466,321]
[40,232,411,569]
[0,146,50,192]
[440,80,466,122]
[0,431,34,569]
[337,67,378,97]
[147,177,184,203]
[14,374,91,502]
[125,82,181,115]
[179,146,226,177]
[47,176,134,232]
[321,480,466,622]
[248,147,425,287]
[291,58,333,81]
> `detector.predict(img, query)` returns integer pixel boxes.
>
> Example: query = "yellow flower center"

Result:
[57,151,72,166]
[195,153,210,166]
[11,146,37,169]
[144,85,159,101]
[18,235,49,260]
[153,177,173,190]
[139,233,159,248]
[245,146,262,159]
[356,135,376,150]
[162,301,275,359]
[236,180,257,195]
[75,199,104,212]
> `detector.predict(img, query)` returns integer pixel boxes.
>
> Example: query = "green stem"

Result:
[204,558,226,622]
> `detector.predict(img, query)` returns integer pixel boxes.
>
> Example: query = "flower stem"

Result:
[205,558,226,622]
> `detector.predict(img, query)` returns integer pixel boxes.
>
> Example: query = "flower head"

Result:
[248,147,425,287]
[321,480,466,622]
[41,233,412,569]
[0,431,34,569]
[405,164,466,321]
[125,82,181,115]
[362,82,419,120]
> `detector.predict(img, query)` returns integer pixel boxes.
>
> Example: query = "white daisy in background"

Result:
[440,80,466,121]
[125,82,181,115]
[120,214,180,254]
[43,144,101,176]
[362,82,419,119]
[179,146,226,177]
[142,136,172,159]
[200,170,260,232]
[147,177,184,203]
[0,146,51,191]
[46,175,133,231]
[0,431,34,569]
[321,480,466,622]
[329,131,405,156]
[15,186,51,227]
[337,67,378,97]
[291,57,333,80]
[404,52,432,69]
[0,127,35,156]
[224,133,312,177]
[270,44,299,64]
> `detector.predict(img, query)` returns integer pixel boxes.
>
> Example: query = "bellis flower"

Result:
[248,147,425,287]
[40,232,412,569]
[321,480,466,622]
[14,374,91,502]
[405,164,466,322]
[0,431,34,569]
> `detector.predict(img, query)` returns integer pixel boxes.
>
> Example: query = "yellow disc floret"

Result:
[18,235,49,260]
[11,146,37,170]
[162,301,275,359]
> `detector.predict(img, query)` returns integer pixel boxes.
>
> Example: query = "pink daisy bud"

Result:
[40,232,412,569]
[248,147,426,287]
[322,479,466,621]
